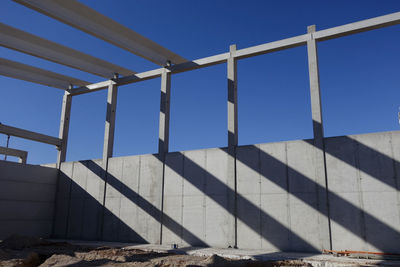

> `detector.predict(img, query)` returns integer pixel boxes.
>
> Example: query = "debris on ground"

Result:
[0,235,396,266]
[0,235,313,266]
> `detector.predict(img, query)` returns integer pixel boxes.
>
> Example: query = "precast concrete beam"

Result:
[64,11,400,96]
[0,146,28,163]
[0,58,89,90]
[0,124,62,147]
[314,11,400,41]
[14,0,187,65]
[0,23,135,78]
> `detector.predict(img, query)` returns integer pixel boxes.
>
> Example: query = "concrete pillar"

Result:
[102,80,118,165]
[307,25,324,143]
[227,44,238,248]
[158,68,171,160]
[57,90,72,168]
[158,68,171,244]
[307,25,332,250]
[227,44,238,150]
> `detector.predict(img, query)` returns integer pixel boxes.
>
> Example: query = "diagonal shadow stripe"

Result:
[321,134,400,191]
[85,160,208,247]
[162,150,319,252]
[234,141,400,253]
[53,165,147,243]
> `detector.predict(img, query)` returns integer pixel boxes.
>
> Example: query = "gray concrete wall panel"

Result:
[0,160,57,239]
[103,154,163,244]
[236,140,328,252]
[325,132,400,253]
[162,148,234,248]
[52,161,73,238]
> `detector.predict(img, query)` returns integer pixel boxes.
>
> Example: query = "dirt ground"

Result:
[0,235,313,267]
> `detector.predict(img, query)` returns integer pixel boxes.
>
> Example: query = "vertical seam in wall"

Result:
[354,138,368,249]
[389,133,400,232]
[321,138,333,250]
[118,158,125,240]
[258,145,262,249]
[159,155,166,245]
[50,165,62,238]
[285,142,291,247]
[81,161,89,238]
[234,146,238,248]
[181,153,185,244]
[100,158,110,240]
[66,162,74,239]
[137,156,141,239]
[203,151,207,244]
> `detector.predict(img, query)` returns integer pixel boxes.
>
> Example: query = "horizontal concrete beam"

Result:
[0,22,135,78]
[314,11,400,41]
[70,69,164,96]
[14,0,187,66]
[0,58,89,90]
[0,146,27,163]
[0,124,62,147]
[69,80,116,96]
[234,34,310,59]
[68,11,400,96]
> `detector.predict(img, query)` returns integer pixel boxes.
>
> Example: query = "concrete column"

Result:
[158,68,171,160]
[307,25,324,143]
[227,44,238,248]
[102,81,118,165]
[307,25,332,250]
[57,90,72,168]
[227,44,238,151]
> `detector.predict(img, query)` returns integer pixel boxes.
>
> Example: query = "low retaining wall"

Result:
[0,161,58,239]
[2,130,399,253]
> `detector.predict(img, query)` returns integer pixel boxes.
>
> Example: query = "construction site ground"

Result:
[1,235,399,267]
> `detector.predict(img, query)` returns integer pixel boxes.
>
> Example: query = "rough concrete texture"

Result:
[325,131,400,253]
[0,160,58,239]
[104,154,163,244]
[236,141,322,251]
[5,130,399,253]
[162,148,235,248]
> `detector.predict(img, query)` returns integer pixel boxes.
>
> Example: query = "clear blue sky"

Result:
[1,0,399,164]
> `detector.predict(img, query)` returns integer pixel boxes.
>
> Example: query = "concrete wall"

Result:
[162,148,235,247]
[0,160,58,239]
[325,131,400,253]
[235,141,329,252]
[48,130,400,253]
[53,159,105,240]
[103,154,163,243]
[53,155,164,244]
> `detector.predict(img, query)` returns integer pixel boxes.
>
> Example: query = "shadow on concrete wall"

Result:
[53,161,147,243]
[235,139,400,253]
[54,130,400,254]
